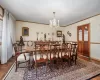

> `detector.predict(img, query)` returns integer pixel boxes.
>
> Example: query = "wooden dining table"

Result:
[24,43,61,69]
[24,42,77,70]
[25,45,51,69]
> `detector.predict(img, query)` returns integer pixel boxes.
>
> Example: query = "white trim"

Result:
[2,62,15,80]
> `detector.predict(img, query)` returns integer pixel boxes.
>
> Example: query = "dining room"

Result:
[0,0,100,80]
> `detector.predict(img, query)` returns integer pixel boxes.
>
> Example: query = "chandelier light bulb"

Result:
[49,12,60,28]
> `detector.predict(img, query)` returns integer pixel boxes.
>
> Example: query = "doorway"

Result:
[77,24,90,58]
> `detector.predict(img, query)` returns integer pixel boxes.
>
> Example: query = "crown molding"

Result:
[17,13,100,27]
[16,20,65,27]
[16,20,49,25]
[65,13,100,27]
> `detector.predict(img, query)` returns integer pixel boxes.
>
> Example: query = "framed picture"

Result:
[22,27,29,36]
[57,30,62,37]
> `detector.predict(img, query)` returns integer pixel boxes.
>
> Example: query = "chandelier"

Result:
[49,12,60,28]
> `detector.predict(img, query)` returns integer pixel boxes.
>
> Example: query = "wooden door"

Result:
[77,24,90,58]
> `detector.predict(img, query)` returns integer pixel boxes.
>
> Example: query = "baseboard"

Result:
[2,62,15,80]
[78,54,90,61]
[91,57,100,62]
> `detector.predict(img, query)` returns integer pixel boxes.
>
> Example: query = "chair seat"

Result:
[71,52,76,56]
[48,53,58,60]
[17,53,30,62]
[59,52,65,58]
[59,52,68,58]
[33,53,58,60]
[62,55,69,59]
[36,58,48,63]
[33,53,47,60]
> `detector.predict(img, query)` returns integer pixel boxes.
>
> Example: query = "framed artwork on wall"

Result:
[22,27,29,36]
[57,30,62,37]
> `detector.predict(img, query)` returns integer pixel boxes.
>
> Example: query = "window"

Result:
[0,6,3,20]
[0,6,3,42]
[0,20,2,42]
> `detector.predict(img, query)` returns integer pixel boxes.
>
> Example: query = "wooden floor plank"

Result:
[0,57,15,80]
[91,75,100,80]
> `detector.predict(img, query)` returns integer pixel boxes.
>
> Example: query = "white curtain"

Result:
[8,13,16,57]
[1,10,16,64]
[1,10,8,64]
[7,13,16,60]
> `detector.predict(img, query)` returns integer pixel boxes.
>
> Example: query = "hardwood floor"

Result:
[90,59,100,80]
[0,57,15,80]
[91,75,100,80]
[91,58,100,65]
[0,56,99,80]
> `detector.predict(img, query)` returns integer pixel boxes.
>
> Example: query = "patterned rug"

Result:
[5,59,100,80]
[23,59,100,80]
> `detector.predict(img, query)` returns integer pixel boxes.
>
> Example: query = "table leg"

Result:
[29,51,34,70]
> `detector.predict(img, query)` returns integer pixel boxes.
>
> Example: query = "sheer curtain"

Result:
[1,10,8,64]
[10,13,16,56]
[0,19,3,61]
[7,13,16,60]
[1,10,16,64]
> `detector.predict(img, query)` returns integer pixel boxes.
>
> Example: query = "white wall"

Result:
[64,15,100,60]
[16,21,65,41]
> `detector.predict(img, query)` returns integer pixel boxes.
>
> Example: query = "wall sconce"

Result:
[67,31,72,37]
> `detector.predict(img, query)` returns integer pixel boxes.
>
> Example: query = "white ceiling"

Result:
[0,0,100,26]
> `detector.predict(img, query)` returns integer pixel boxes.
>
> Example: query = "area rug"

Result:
[5,59,100,80]
[23,59,100,80]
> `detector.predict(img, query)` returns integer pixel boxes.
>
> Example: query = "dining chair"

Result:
[60,43,71,67]
[34,42,49,77]
[71,43,78,65]
[49,42,61,70]
[13,43,30,72]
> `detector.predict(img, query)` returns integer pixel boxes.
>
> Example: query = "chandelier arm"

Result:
[49,12,59,28]
[53,12,55,18]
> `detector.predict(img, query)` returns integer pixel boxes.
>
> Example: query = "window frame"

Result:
[0,5,4,20]
[0,5,3,44]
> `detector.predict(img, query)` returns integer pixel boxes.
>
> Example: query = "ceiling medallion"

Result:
[49,12,60,28]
